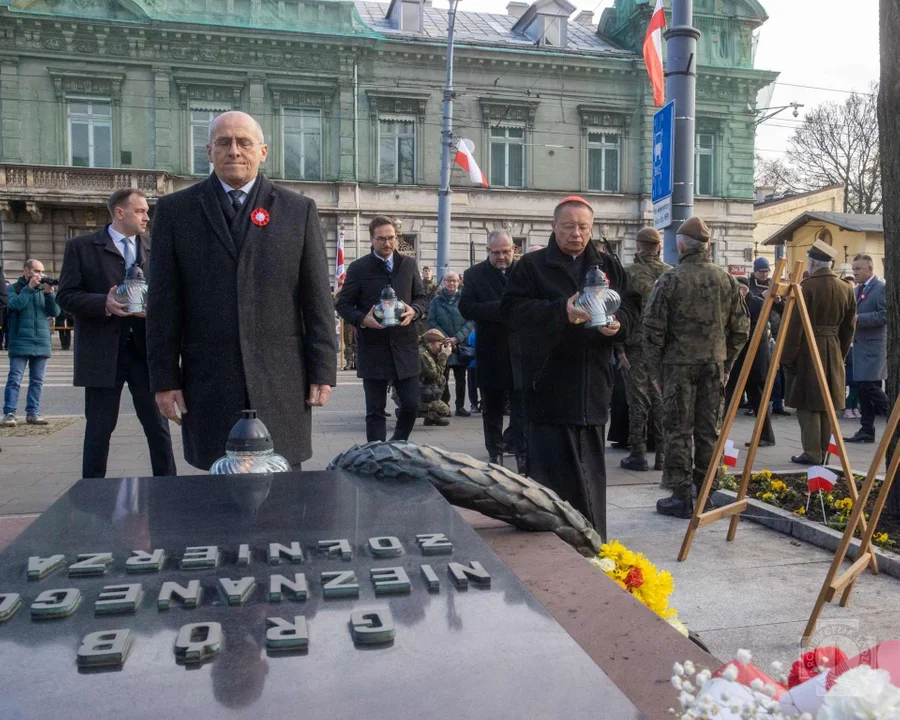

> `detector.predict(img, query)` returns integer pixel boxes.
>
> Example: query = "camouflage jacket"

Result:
[642,247,749,377]
[419,338,447,389]
[622,253,672,349]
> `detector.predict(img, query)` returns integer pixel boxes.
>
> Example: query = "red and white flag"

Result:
[454,138,489,188]
[828,435,840,456]
[643,0,666,106]
[723,439,739,468]
[807,465,838,494]
[334,226,346,293]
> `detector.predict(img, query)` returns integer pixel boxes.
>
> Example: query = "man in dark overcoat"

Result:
[147,111,337,470]
[336,216,427,443]
[783,238,856,465]
[500,197,641,539]
[459,229,526,472]
[58,188,176,478]
[845,252,888,443]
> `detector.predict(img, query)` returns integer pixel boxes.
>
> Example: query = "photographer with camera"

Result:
[417,329,453,427]
[2,259,60,427]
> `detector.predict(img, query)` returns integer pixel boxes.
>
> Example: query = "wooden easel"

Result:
[678,259,877,574]
[802,396,900,645]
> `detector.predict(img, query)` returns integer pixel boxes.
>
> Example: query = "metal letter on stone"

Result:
[180,546,220,570]
[27,554,66,580]
[237,544,251,567]
[420,565,440,591]
[416,533,453,555]
[368,536,403,558]
[350,609,395,645]
[31,588,82,619]
[318,539,352,561]
[267,542,304,565]
[219,577,257,606]
[77,629,133,667]
[268,573,308,602]
[125,549,165,573]
[174,622,222,664]
[157,580,202,610]
[265,616,309,651]
[0,593,23,622]
[447,561,491,589]
[68,552,114,577]
[370,567,411,595]
[95,584,143,615]
[322,571,359,598]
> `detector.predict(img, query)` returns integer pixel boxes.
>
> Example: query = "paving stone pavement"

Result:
[0,365,897,670]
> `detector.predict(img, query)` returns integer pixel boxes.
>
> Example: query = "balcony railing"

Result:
[0,164,173,197]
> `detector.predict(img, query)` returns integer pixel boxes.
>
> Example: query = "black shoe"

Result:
[771,407,792,417]
[489,454,504,465]
[746,439,775,447]
[844,432,875,444]
[744,409,755,416]
[656,494,693,519]
[423,417,450,427]
[610,441,630,451]
[620,452,649,471]
[791,453,820,465]
[455,407,471,417]
[471,405,482,414]
[654,452,664,471]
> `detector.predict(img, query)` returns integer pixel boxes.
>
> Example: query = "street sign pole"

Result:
[662,0,700,266]
[651,100,675,238]
[436,0,459,282]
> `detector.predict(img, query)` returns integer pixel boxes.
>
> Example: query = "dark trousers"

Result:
[746,379,775,444]
[481,388,525,457]
[58,329,72,351]
[441,365,467,410]
[858,380,889,435]
[364,376,420,442]
[771,365,786,408]
[83,338,176,479]
[467,367,479,409]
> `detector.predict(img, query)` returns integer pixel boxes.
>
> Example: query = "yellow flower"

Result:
[760,469,773,480]
[761,492,774,502]
[874,532,889,543]
[795,507,806,516]
[834,498,853,513]
[595,540,677,620]
[770,480,787,493]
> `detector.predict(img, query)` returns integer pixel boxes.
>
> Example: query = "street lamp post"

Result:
[436,0,459,282]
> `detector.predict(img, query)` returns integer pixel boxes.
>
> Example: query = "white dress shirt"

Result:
[219,177,257,205]
[108,226,136,266]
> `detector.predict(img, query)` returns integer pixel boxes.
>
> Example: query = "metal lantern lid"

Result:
[380,285,398,302]
[582,265,609,291]
[226,410,275,453]
[125,264,146,281]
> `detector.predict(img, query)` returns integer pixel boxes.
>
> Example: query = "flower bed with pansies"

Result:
[718,469,900,551]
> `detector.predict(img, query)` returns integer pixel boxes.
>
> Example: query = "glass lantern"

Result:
[115,264,148,314]
[373,285,408,328]
[574,265,621,328]
[209,410,291,475]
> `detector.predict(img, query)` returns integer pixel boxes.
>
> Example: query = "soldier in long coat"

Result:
[782,238,856,465]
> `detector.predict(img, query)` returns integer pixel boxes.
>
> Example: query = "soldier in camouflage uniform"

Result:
[643,217,750,518]
[417,329,452,426]
[618,227,672,472]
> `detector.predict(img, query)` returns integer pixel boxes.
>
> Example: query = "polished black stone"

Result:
[0,471,642,719]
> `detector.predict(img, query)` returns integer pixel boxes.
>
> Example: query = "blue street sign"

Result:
[652,100,675,229]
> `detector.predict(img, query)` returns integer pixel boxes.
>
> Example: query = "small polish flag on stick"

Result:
[807,466,838,494]
[454,138,489,188]
[828,435,840,456]
[723,439,739,468]
[334,226,346,293]
[642,0,666,106]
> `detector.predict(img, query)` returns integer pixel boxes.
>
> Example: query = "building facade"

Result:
[0,0,776,280]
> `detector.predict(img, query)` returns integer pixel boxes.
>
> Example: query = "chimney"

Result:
[507,1,529,20]
[755,185,775,203]
[574,9,593,26]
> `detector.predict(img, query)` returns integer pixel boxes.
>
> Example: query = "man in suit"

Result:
[459,229,525,472]
[336,216,427,443]
[845,253,888,443]
[147,111,337,470]
[58,189,177,478]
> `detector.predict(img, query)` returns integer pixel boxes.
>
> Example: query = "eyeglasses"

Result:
[373,235,397,242]
[560,223,592,235]
[212,137,263,150]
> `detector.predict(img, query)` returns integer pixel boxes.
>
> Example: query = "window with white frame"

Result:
[283,108,322,181]
[490,126,525,188]
[587,131,620,192]
[378,119,416,184]
[68,100,112,168]
[695,132,715,196]
[191,109,225,176]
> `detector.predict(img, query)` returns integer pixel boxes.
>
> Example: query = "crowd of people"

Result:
[0,109,889,545]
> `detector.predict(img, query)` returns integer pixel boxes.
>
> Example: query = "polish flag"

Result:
[723,439,739,468]
[807,466,838,494]
[643,0,666,106]
[334,226,346,293]
[454,139,489,188]
[828,435,840,456]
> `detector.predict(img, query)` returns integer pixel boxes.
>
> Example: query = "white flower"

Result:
[696,669,712,685]
[770,660,783,673]
[817,666,900,720]
[597,557,616,573]
[723,664,739,681]
[684,660,696,676]
[749,678,763,691]
[671,676,683,690]
[736,648,753,664]
[673,662,685,677]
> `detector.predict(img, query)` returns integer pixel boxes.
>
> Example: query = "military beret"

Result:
[675,216,711,242]
[736,276,751,288]
[636,227,662,245]
[422,329,447,343]
[753,257,770,272]
[808,238,837,262]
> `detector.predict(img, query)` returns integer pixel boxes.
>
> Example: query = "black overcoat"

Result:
[335,251,427,381]
[57,226,152,388]
[500,234,641,427]
[459,258,517,391]
[146,174,337,469]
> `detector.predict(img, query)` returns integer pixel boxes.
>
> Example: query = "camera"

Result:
[37,275,59,286]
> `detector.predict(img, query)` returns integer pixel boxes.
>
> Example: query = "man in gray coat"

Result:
[844,253,888,443]
[148,111,337,470]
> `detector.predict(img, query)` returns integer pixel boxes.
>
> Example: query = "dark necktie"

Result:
[228,189,244,212]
